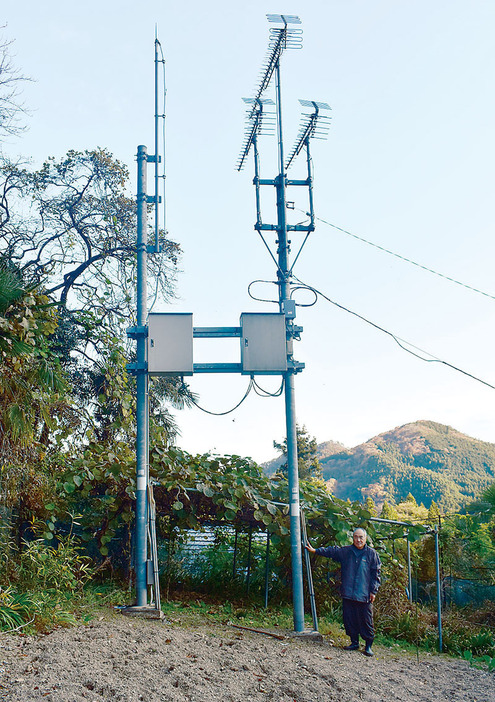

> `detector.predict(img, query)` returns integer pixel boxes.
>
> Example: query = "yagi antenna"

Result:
[237,14,331,272]
[285,100,332,170]
[236,97,275,171]
[253,15,302,101]
[237,14,302,171]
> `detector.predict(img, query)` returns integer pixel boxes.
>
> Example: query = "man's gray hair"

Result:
[353,527,367,537]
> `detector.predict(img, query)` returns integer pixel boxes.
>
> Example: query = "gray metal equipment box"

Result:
[147,313,193,376]
[240,313,287,374]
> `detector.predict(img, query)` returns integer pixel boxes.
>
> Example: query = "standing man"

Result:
[305,527,381,657]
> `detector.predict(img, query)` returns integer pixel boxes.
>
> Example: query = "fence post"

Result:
[264,532,270,608]
[232,528,238,579]
[246,525,253,594]
[434,526,443,652]
[407,536,413,603]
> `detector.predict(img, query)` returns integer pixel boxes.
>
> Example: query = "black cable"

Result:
[248,280,318,308]
[187,377,254,416]
[297,208,495,302]
[247,279,278,304]
[292,274,495,392]
[148,269,160,313]
[290,285,318,307]
[252,377,284,397]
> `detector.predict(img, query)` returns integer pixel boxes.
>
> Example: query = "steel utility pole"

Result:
[126,38,166,614]
[135,144,149,607]
[237,14,330,633]
[273,56,305,633]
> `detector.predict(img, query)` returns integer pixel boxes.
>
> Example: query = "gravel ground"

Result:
[0,612,493,702]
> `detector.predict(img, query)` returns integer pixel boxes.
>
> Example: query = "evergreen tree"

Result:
[364,496,377,516]
[428,500,440,523]
[380,501,398,520]
[274,424,322,480]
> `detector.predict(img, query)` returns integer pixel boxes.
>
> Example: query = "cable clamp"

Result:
[126,326,148,339]
[287,360,305,373]
[126,362,148,375]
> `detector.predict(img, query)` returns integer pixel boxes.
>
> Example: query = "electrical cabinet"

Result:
[240,313,287,374]
[147,313,193,375]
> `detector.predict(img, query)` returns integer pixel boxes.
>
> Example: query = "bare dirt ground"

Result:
[0,611,493,702]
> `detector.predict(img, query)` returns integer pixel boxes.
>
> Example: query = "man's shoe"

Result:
[344,642,359,651]
[364,643,373,657]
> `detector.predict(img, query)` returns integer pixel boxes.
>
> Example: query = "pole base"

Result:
[290,628,323,642]
[120,605,164,620]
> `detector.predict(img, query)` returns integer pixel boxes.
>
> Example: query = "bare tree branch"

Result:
[0,28,30,138]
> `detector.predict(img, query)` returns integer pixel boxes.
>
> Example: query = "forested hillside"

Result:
[318,420,495,511]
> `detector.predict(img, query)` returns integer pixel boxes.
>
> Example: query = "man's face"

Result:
[353,530,366,549]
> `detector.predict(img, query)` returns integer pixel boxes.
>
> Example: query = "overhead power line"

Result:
[295,209,495,302]
[292,274,495,392]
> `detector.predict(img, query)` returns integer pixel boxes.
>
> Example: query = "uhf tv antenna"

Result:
[237,16,331,272]
[237,14,331,633]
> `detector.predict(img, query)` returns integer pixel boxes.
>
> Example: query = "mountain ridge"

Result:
[263,420,495,511]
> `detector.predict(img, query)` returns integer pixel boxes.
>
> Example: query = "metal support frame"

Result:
[300,508,318,631]
[128,18,326,626]
[148,485,161,609]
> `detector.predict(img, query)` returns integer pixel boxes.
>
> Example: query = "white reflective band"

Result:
[290,502,299,516]
[137,476,147,490]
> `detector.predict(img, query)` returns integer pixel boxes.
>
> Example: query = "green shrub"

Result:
[438,613,495,658]
[0,587,34,630]
[18,536,94,592]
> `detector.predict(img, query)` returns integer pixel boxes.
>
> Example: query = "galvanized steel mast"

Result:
[128,36,166,610]
[134,144,149,607]
[237,14,331,632]
[272,23,305,632]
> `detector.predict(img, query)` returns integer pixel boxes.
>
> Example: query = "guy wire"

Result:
[292,274,495,392]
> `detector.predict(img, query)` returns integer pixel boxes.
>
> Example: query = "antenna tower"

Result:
[237,14,331,632]
[126,34,168,615]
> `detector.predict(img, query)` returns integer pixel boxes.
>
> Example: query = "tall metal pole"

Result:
[264,531,271,609]
[407,537,413,603]
[154,40,160,252]
[434,526,443,652]
[274,58,305,633]
[135,144,149,607]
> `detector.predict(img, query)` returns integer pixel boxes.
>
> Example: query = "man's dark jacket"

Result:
[315,544,381,603]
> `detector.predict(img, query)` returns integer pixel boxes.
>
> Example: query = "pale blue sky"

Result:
[3,1,495,462]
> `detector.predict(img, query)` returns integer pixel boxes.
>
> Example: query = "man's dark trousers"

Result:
[342,598,374,644]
